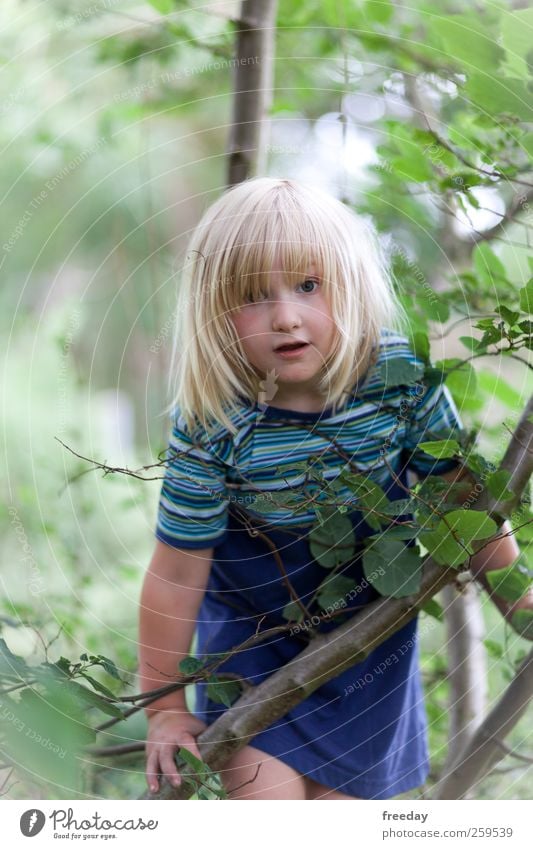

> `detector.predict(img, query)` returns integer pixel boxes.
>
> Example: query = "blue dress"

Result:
[155,330,463,799]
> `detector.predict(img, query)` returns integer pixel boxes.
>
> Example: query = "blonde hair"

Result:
[166,177,406,436]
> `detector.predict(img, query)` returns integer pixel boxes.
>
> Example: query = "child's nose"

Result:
[271,298,303,331]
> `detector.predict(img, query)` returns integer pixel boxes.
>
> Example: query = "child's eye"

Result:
[242,278,319,304]
[298,278,320,293]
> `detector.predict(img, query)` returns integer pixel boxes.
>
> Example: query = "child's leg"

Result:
[303,775,362,800]
[219,744,307,799]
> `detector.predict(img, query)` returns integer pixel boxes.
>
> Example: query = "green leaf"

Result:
[379,357,425,387]
[495,305,520,327]
[423,366,446,386]
[177,746,209,776]
[478,369,524,409]
[483,639,504,659]
[339,474,390,531]
[66,680,125,718]
[465,73,533,122]
[441,171,485,191]
[410,331,431,365]
[206,677,241,708]
[309,507,357,567]
[510,610,533,641]
[146,0,177,14]
[459,335,481,352]
[444,361,477,407]
[429,14,505,73]
[420,598,444,622]
[419,525,467,567]
[417,439,462,459]
[486,469,515,502]
[420,509,497,567]
[179,656,205,675]
[316,575,357,610]
[0,637,29,680]
[390,151,434,182]
[480,324,504,347]
[484,562,531,604]
[282,601,305,623]
[473,243,507,287]
[443,509,498,541]
[95,655,121,681]
[519,279,533,314]
[363,0,394,24]
[423,295,450,324]
[476,317,497,329]
[521,133,533,159]
[414,475,459,521]
[0,683,95,791]
[78,672,117,700]
[363,538,422,598]
[501,7,533,79]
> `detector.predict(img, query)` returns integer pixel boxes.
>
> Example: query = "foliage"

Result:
[0,0,532,799]
[0,640,123,795]
[0,637,241,797]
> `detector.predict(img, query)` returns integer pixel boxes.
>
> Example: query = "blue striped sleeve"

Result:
[404,381,464,478]
[155,412,231,549]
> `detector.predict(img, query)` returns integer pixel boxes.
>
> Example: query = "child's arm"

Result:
[439,466,520,573]
[138,539,213,792]
[439,467,533,627]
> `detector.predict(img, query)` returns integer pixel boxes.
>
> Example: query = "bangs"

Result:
[215,191,342,314]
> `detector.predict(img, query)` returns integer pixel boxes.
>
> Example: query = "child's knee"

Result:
[219,745,307,800]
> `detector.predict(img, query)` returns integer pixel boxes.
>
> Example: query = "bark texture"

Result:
[226,0,278,186]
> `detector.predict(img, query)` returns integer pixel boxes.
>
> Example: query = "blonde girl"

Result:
[139,177,527,800]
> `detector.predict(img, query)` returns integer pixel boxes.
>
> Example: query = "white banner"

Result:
[1,800,530,848]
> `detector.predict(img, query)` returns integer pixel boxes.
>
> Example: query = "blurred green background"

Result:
[1,0,532,799]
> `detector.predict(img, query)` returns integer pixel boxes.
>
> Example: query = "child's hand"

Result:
[145,709,208,794]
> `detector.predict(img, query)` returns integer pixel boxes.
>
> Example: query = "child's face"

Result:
[230,260,337,408]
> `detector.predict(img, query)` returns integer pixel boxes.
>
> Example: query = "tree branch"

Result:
[433,647,533,798]
[138,395,533,799]
[471,189,533,244]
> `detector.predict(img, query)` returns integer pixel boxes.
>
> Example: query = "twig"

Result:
[491,736,533,765]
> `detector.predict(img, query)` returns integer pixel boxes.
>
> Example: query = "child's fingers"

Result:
[145,749,161,794]
[179,736,204,764]
[145,730,205,794]
[159,745,183,788]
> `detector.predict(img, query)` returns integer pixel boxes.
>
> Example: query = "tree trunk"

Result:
[226,0,278,187]
[440,583,488,786]
[433,647,533,799]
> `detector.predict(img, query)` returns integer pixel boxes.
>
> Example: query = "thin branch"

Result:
[491,736,533,765]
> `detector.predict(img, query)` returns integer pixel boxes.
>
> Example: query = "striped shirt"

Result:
[156,328,463,549]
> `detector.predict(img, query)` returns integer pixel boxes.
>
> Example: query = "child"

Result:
[139,177,530,800]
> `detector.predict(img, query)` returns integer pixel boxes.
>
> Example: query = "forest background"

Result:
[0,0,532,800]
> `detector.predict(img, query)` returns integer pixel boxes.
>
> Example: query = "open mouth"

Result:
[275,341,309,352]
